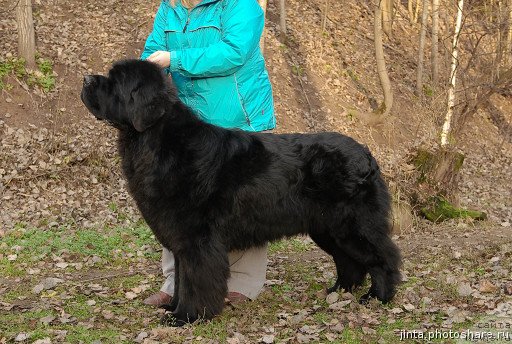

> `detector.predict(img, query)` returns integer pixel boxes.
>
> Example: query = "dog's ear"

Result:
[130,90,166,132]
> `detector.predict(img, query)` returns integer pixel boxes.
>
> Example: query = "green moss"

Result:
[421,196,487,223]
[412,149,435,182]
[411,149,465,183]
[412,149,434,170]
[453,153,465,171]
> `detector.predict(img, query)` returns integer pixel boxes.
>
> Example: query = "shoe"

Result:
[226,291,249,304]
[143,291,172,307]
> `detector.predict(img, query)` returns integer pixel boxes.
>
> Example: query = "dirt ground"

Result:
[1,0,511,343]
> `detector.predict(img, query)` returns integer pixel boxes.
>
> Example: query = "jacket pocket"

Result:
[164,23,183,50]
[187,15,222,45]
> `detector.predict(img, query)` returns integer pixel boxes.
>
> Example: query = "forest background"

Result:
[0,0,511,342]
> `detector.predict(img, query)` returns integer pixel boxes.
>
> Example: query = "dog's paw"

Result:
[359,290,393,305]
[160,309,201,327]
[160,313,188,327]
[359,293,371,305]
[160,303,172,311]
[326,284,340,294]
[159,302,177,313]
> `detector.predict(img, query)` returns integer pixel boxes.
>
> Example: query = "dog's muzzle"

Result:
[83,75,95,87]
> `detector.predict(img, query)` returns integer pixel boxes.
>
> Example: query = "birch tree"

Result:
[440,0,464,147]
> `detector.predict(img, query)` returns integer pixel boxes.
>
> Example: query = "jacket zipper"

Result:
[234,73,251,126]
[183,13,191,32]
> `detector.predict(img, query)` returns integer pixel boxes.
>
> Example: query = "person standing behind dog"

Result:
[140,0,276,306]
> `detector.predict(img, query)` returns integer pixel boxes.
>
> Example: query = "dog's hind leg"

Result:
[161,237,230,326]
[309,231,367,294]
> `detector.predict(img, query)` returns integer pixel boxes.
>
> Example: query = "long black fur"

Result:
[81,60,401,326]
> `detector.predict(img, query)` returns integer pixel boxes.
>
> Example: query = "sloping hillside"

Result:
[0,0,511,342]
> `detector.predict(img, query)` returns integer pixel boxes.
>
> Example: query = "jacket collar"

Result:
[195,0,221,6]
[167,0,222,17]
[168,0,222,9]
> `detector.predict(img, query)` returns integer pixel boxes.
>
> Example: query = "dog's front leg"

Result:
[161,237,230,326]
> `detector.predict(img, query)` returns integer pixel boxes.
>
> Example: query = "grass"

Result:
[338,328,362,343]
[0,56,56,92]
[3,227,123,258]
[2,221,508,343]
[0,223,157,274]
[0,222,156,343]
[63,294,94,320]
[269,236,314,254]
[64,326,122,344]
[192,315,230,341]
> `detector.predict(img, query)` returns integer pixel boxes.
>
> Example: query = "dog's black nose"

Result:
[83,75,94,86]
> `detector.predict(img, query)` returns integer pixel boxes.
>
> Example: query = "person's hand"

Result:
[147,51,171,68]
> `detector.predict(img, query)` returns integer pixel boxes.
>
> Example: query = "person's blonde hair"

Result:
[169,0,196,8]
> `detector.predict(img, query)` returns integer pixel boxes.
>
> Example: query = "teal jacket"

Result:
[141,0,276,132]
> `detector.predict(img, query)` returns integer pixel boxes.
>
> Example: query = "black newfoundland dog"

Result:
[81,60,401,326]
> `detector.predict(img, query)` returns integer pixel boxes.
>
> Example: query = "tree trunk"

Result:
[322,0,330,32]
[279,0,286,41]
[441,3,451,69]
[382,0,393,38]
[494,0,504,78]
[16,0,36,69]
[440,0,464,147]
[507,0,512,65]
[431,0,439,86]
[258,0,268,53]
[414,0,421,23]
[374,0,393,115]
[453,67,512,137]
[416,0,429,96]
[408,0,414,23]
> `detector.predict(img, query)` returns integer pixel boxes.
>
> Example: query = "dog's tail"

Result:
[344,149,384,201]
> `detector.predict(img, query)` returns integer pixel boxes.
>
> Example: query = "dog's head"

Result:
[81,59,176,132]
